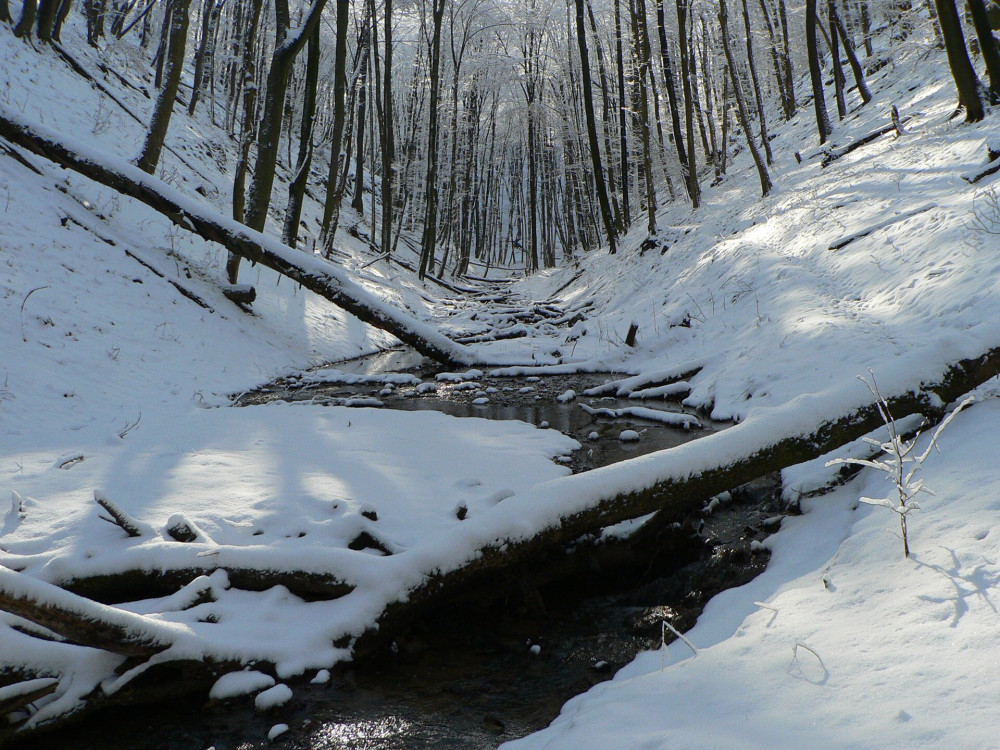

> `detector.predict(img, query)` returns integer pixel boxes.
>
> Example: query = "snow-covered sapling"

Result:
[826,371,974,558]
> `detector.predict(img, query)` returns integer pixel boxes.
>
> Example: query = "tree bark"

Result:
[13,0,37,38]
[320,0,352,254]
[828,0,872,104]
[380,0,394,259]
[281,23,321,248]
[574,0,618,254]
[227,0,329,283]
[966,0,1000,101]
[933,0,986,121]
[0,106,476,366]
[806,0,832,143]
[719,0,772,196]
[677,0,700,208]
[136,0,190,175]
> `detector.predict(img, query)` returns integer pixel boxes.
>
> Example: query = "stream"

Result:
[43,351,786,750]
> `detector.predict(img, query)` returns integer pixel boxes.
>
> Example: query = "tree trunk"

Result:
[776,0,794,113]
[630,0,657,237]
[187,0,223,116]
[829,1,872,104]
[933,0,985,121]
[13,0,37,38]
[741,0,773,164]
[719,0,772,196]
[656,0,688,191]
[281,24,320,248]
[418,0,447,279]
[320,0,352,255]
[757,0,794,120]
[825,5,847,120]
[806,0,832,143]
[357,342,1000,656]
[351,23,371,215]
[614,0,631,228]
[574,0,618,254]
[230,0,264,225]
[380,0,394,259]
[227,0,329,283]
[677,0,700,208]
[0,106,477,366]
[35,0,58,40]
[966,0,1000,101]
[136,0,190,175]
[0,568,174,657]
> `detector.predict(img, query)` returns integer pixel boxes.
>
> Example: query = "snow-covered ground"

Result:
[3,9,1000,746]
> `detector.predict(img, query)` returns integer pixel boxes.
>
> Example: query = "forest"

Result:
[2,0,1000,746]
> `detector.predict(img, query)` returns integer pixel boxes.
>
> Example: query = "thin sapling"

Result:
[826,371,973,558]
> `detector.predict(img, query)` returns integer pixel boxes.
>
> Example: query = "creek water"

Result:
[41,352,783,750]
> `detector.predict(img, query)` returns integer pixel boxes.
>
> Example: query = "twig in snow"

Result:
[94,491,147,538]
[118,410,142,439]
[19,286,50,343]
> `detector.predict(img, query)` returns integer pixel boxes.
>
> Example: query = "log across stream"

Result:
[32,352,784,750]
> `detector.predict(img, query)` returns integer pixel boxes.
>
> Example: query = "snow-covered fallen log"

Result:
[579,403,702,430]
[827,203,938,251]
[0,567,181,657]
[353,343,1000,656]
[0,107,474,367]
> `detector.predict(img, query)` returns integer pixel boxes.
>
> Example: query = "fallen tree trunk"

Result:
[57,563,354,604]
[0,568,178,657]
[354,343,1000,654]
[820,117,911,168]
[827,203,938,251]
[0,106,474,367]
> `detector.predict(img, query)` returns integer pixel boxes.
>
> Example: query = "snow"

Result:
[209,671,275,700]
[255,684,293,711]
[504,399,1000,749]
[267,723,289,740]
[4,9,1000,748]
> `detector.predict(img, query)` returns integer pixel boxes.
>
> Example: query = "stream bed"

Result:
[45,352,787,750]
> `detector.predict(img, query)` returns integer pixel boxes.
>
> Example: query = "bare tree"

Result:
[719,0,772,196]
[933,0,986,121]
[806,0,832,143]
[227,0,329,283]
[136,0,191,175]
[677,0,700,208]
[575,0,618,253]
